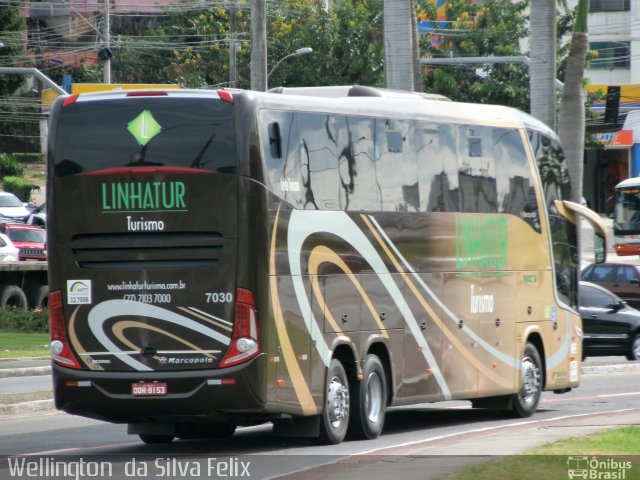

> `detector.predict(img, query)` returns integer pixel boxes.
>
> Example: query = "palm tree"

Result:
[558,0,589,204]
[383,0,414,91]
[529,0,557,130]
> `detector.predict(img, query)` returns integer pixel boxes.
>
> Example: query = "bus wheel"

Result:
[208,423,237,439]
[138,434,175,444]
[349,354,387,440]
[627,334,640,361]
[318,359,350,445]
[511,342,542,418]
[0,285,28,310]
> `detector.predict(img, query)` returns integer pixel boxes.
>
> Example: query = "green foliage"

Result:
[268,0,384,88]
[2,176,33,202]
[0,5,26,97]
[47,62,103,86]
[10,152,44,164]
[110,0,383,89]
[0,308,49,333]
[0,154,25,178]
[418,0,530,110]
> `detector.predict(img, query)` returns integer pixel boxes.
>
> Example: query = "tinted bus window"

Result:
[53,98,236,176]
[417,123,459,212]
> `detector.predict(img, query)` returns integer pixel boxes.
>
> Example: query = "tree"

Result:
[0,5,25,96]
[0,5,34,153]
[267,0,384,88]
[418,0,529,110]
[558,0,589,204]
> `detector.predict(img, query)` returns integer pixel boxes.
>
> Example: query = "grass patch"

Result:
[0,331,49,358]
[446,426,640,479]
[531,425,640,455]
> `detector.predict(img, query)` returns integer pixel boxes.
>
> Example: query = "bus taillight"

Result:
[219,288,260,368]
[49,290,82,369]
[62,94,79,108]
[218,90,234,104]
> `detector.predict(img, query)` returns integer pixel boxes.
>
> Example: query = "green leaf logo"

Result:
[127,110,162,146]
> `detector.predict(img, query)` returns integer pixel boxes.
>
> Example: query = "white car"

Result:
[0,233,19,262]
[25,203,46,228]
[0,192,30,219]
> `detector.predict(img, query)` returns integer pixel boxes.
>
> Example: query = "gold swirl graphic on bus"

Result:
[308,245,389,339]
[111,320,218,359]
[361,214,513,389]
[68,306,105,371]
[177,307,233,333]
[270,207,318,415]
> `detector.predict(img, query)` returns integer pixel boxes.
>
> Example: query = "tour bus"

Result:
[47,86,606,445]
[611,177,640,255]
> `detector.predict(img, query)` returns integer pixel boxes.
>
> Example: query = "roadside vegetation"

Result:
[446,426,640,479]
[0,308,49,358]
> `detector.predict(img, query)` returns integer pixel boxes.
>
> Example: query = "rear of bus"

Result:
[612,178,640,255]
[47,90,265,426]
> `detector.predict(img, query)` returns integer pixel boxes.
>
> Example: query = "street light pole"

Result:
[103,0,111,84]
[267,47,313,87]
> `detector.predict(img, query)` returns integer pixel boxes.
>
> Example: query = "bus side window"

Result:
[417,122,459,213]
[344,116,379,211]
[375,118,419,212]
[458,125,498,214]
[261,110,304,208]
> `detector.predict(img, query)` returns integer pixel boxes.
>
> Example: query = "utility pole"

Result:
[103,0,111,84]
[383,0,414,91]
[229,1,237,87]
[250,0,267,92]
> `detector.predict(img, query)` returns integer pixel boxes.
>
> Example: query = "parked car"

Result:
[579,281,640,360]
[0,191,30,220]
[0,233,19,262]
[0,223,46,261]
[580,262,640,309]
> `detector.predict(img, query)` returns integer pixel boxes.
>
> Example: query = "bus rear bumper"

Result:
[52,355,269,424]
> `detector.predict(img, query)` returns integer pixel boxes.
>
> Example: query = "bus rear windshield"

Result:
[52,97,236,177]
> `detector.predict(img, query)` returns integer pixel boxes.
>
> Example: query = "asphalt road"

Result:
[1,364,639,480]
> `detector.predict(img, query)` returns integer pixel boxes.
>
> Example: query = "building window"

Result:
[588,42,630,70]
[589,0,630,12]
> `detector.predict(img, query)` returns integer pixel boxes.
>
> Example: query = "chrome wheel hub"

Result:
[519,357,541,407]
[327,376,349,426]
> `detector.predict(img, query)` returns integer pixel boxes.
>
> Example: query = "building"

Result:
[573,0,640,212]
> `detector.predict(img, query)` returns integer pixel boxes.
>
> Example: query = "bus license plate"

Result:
[132,382,168,396]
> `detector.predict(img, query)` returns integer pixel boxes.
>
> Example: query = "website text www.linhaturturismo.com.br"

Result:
[106,280,187,292]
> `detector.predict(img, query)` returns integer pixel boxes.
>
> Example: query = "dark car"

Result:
[581,262,640,309]
[579,281,640,360]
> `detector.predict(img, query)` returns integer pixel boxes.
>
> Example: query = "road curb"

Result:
[581,363,640,375]
[0,366,51,378]
[0,399,54,417]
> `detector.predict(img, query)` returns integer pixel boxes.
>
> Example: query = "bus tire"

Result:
[176,423,236,440]
[0,285,28,310]
[349,354,387,440]
[627,333,640,361]
[27,285,49,309]
[510,342,542,418]
[208,423,237,439]
[318,359,350,445]
[138,434,174,444]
